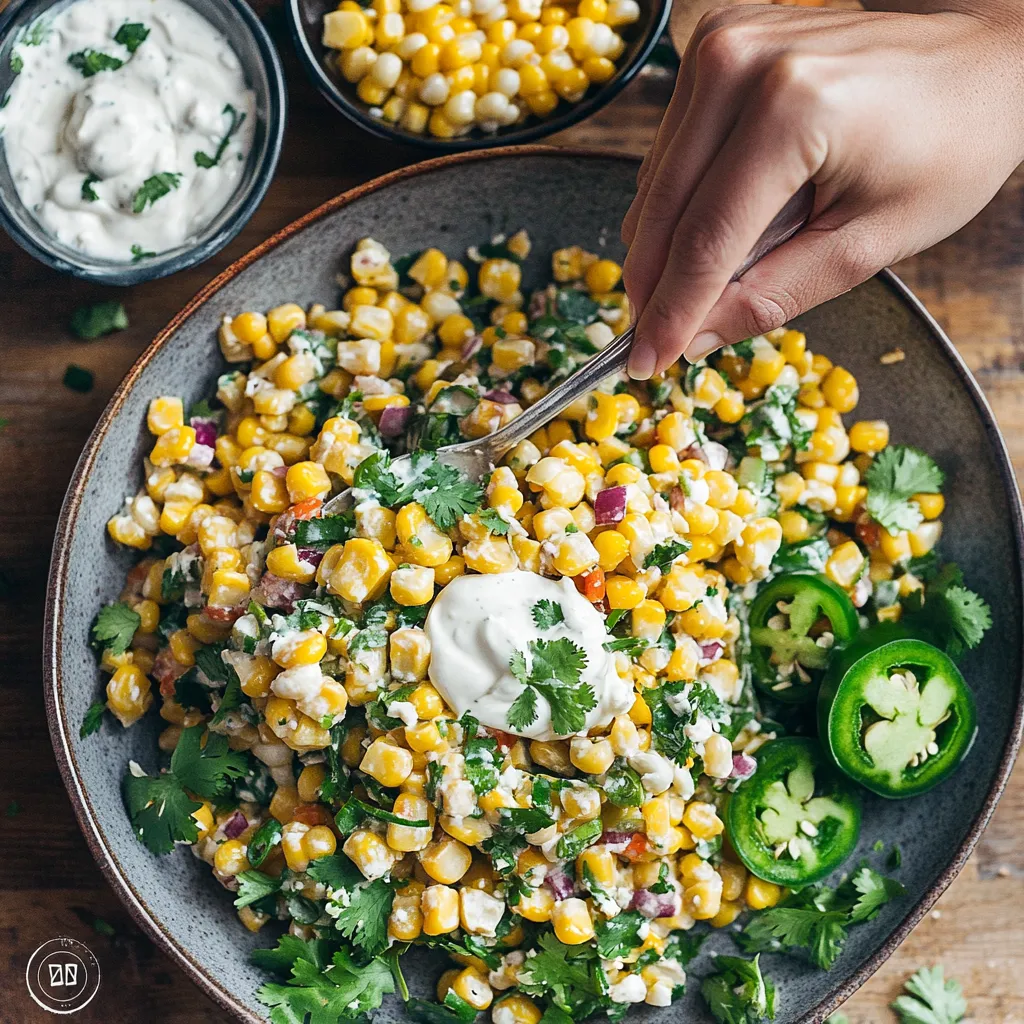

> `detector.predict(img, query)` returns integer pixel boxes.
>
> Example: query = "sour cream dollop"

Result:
[0,0,255,262]
[424,570,634,740]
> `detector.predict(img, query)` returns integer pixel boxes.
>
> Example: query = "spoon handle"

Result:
[466,182,816,463]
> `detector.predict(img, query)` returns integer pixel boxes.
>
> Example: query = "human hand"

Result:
[621,1,1024,378]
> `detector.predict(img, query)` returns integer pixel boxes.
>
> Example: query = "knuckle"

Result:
[694,6,752,40]
[695,22,761,78]
[739,284,799,337]
[831,230,879,284]
[680,217,733,275]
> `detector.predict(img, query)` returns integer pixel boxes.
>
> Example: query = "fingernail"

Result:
[684,331,724,364]
[627,340,657,380]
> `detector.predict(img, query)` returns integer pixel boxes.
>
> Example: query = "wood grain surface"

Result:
[1,4,1023,1022]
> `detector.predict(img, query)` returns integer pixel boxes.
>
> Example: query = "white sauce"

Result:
[424,570,633,741]
[0,0,255,261]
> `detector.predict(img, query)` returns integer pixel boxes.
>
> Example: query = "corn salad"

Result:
[321,0,640,137]
[88,229,983,1023]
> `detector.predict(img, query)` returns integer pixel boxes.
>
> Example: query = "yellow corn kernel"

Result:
[344,829,398,880]
[593,529,628,572]
[361,738,414,787]
[435,555,467,585]
[452,967,493,1010]
[405,720,445,753]
[147,396,184,435]
[420,837,473,885]
[848,419,889,454]
[745,876,783,910]
[825,540,866,588]
[208,569,251,609]
[303,825,338,862]
[388,792,435,852]
[606,575,645,610]
[584,259,621,294]
[774,471,806,509]
[106,664,152,726]
[267,303,306,343]
[274,629,328,669]
[250,470,289,514]
[683,875,723,921]
[909,520,943,557]
[296,764,327,803]
[821,365,858,412]
[493,995,541,1024]
[391,564,435,606]
[150,425,196,467]
[478,258,522,302]
[718,860,748,902]
[422,884,461,935]
[879,528,912,565]
[396,503,453,567]
[269,784,300,824]
[191,802,215,842]
[133,598,160,634]
[568,736,614,775]
[328,537,396,603]
[551,898,595,944]
[390,626,431,682]
[285,461,332,503]
[214,839,250,877]
[914,492,945,520]
[263,543,315,584]
[516,886,554,922]
[408,682,445,719]
[168,629,199,666]
[682,801,724,841]
[390,889,425,941]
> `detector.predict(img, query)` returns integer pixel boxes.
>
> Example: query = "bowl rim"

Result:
[284,0,672,152]
[43,143,1024,1024]
[0,0,288,286]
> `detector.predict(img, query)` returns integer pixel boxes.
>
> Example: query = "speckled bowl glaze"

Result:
[45,147,1024,1023]
[286,0,670,151]
[0,0,286,285]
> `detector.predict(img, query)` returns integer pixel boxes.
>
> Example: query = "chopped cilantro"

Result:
[81,175,100,202]
[130,244,155,262]
[742,383,811,460]
[865,445,945,533]
[132,172,182,213]
[68,49,123,76]
[479,506,512,536]
[114,21,149,52]
[603,636,648,657]
[331,877,397,957]
[701,954,776,1023]
[892,965,966,1024]
[334,797,429,832]
[531,599,564,629]
[70,301,128,340]
[64,364,94,393]
[80,700,107,739]
[643,682,729,769]
[464,735,500,795]
[595,909,645,958]
[516,933,601,1016]
[556,818,602,860]
[234,869,281,908]
[645,539,692,572]
[348,626,388,654]
[195,103,247,168]
[91,602,141,656]
[507,638,595,735]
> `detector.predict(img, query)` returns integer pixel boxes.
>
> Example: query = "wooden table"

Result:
[2,8,1024,1021]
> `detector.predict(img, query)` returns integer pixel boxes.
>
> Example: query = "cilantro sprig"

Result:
[891,965,966,1024]
[738,866,905,970]
[91,602,141,656]
[70,301,128,340]
[904,563,991,659]
[532,599,564,629]
[701,954,776,1024]
[507,638,594,735]
[132,172,182,214]
[865,445,945,533]
[123,726,248,854]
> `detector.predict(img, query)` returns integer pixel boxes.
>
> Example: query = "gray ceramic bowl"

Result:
[45,147,1024,1023]
[0,0,286,285]
[286,0,670,151]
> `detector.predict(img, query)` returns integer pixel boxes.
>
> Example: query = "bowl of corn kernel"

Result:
[286,0,671,145]
[46,148,1024,1024]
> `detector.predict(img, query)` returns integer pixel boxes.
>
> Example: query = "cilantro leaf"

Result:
[64,364,94,393]
[132,172,182,213]
[114,21,149,51]
[507,638,594,735]
[130,244,155,262]
[645,539,692,572]
[479,507,512,536]
[170,724,249,801]
[70,300,128,340]
[594,909,645,958]
[532,599,564,629]
[195,103,247,168]
[68,49,123,75]
[742,383,811,460]
[892,965,966,1024]
[701,954,777,1024]
[234,869,281,908]
[80,699,107,739]
[936,584,992,653]
[516,933,601,1015]
[643,681,728,769]
[865,445,944,533]
[123,770,201,854]
[293,512,355,548]
[464,736,500,795]
[251,934,338,976]
[906,564,992,658]
[603,636,648,656]
[846,865,906,923]
[81,175,100,202]
[91,602,141,655]
[256,947,394,1024]
[331,878,395,957]
[306,853,363,890]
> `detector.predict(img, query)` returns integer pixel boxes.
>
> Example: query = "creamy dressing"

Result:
[0,0,255,261]
[425,570,634,740]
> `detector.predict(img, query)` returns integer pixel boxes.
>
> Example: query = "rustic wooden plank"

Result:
[1,4,1023,1020]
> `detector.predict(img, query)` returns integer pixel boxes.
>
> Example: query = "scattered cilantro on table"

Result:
[507,638,594,734]
[865,445,945,533]
[70,301,128,340]
[891,965,966,1024]
[123,725,248,854]
[64,364,94,393]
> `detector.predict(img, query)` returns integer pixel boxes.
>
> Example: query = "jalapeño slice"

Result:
[749,573,859,703]
[820,638,977,799]
[726,737,861,887]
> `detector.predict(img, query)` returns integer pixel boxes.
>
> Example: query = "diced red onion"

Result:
[224,811,248,839]
[630,888,680,919]
[598,830,635,853]
[594,485,628,525]
[254,573,307,612]
[272,464,288,478]
[191,418,218,448]
[669,486,686,512]
[462,334,483,360]
[205,604,247,623]
[731,754,757,780]
[483,389,518,405]
[297,547,325,568]
[379,404,413,437]
[544,866,576,901]
[699,640,725,664]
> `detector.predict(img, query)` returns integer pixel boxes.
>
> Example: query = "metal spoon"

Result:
[322,183,814,514]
